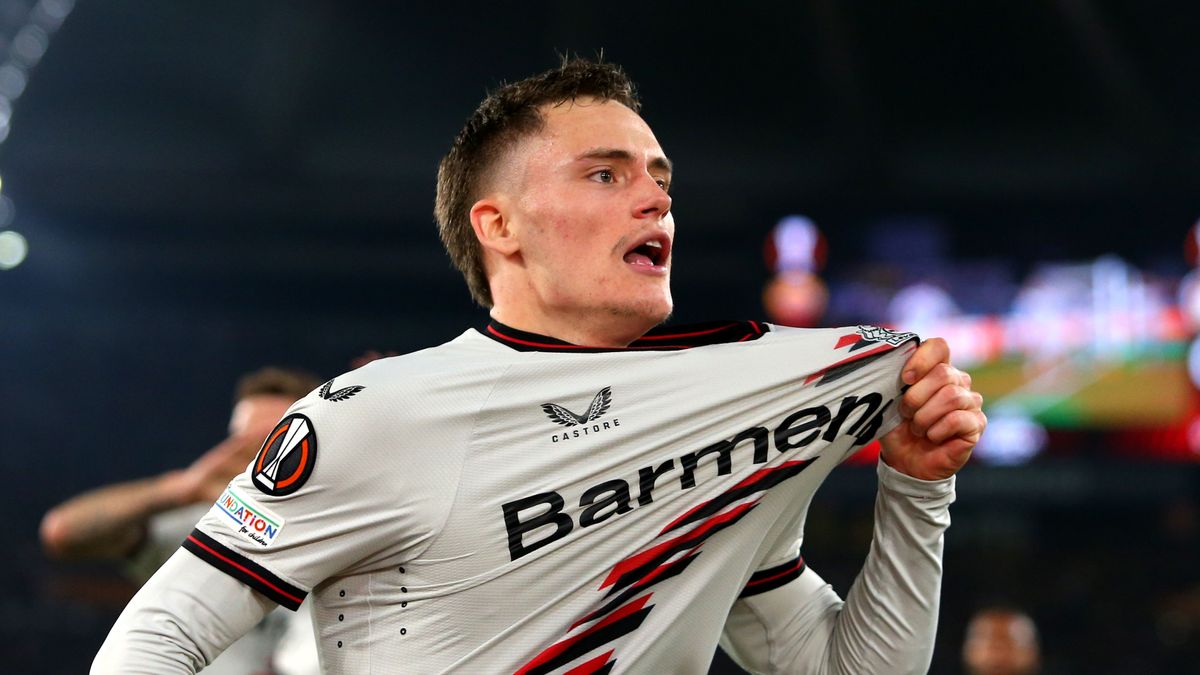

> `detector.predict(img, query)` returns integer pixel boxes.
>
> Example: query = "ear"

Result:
[470,197,521,257]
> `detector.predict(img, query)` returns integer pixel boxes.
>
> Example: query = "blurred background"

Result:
[3,1,1198,673]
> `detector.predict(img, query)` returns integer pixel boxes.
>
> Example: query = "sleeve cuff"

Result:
[182,528,308,610]
[876,458,956,500]
[739,554,807,599]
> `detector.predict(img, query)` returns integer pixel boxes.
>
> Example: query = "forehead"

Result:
[229,394,293,431]
[968,613,1032,642]
[527,98,664,162]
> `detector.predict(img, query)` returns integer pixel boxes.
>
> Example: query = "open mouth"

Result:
[623,235,671,268]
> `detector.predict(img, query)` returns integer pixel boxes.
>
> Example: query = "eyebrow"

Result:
[575,147,673,175]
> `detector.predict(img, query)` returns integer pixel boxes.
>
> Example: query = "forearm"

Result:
[721,461,954,674]
[41,472,189,560]
[93,549,273,674]
[829,460,955,673]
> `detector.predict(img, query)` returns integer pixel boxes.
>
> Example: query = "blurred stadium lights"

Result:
[762,215,829,326]
[914,256,1184,368]
[0,228,26,268]
[1177,268,1200,330]
[0,0,76,270]
[971,409,1048,466]
[763,215,826,274]
[0,0,73,145]
[1186,338,1200,392]
[1183,217,1200,267]
[887,281,959,335]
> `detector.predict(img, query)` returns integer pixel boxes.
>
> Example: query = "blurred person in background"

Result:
[41,367,321,675]
[962,606,1041,675]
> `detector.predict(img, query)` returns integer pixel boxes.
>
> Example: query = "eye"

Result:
[655,177,670,192]
[590,169,615,184]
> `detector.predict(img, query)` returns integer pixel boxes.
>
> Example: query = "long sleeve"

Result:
[92,549,275,674]
[720,460,955,674]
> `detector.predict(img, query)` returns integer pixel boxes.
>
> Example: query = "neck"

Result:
[489,306,653,348]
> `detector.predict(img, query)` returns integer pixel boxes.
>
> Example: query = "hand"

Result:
[162,432,265,504]
[880,338,986,481]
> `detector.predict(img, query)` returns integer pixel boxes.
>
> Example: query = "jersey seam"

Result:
[743,598,780,673]
[406,361,517,563]
[366,572,376,673]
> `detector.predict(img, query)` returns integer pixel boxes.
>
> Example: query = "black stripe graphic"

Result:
[663,459,815,536]
[607,505,757,597]
[182,529,306,610]
[740,555,807,598]
[526,606,654,675]
[816,348,903,387]
[578,552,700,627]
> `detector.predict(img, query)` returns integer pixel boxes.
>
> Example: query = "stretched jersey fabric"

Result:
[187,320,920,673]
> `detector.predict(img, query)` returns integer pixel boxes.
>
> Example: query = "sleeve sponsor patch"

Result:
[251,413,318,496]
[209,487,286,548]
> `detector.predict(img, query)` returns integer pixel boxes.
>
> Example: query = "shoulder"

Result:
[302,329,513,411]
[275,330,512,454]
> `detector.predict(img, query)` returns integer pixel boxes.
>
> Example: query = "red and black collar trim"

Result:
[484,319,770,353]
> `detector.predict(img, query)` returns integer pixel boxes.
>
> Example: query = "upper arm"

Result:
[187,391,451,603]
[93,549,274,674]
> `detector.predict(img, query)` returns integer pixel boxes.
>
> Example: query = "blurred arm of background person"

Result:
[40,430,276,561]
[39,368,317,565]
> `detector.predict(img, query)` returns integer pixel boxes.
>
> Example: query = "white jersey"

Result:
[127,505,294,674]
[186,320,922,673]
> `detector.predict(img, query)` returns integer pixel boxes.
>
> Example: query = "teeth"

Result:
[626,238,668,267]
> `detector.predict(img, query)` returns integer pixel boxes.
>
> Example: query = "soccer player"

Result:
[43,367,320,674]
[94,59,986,674]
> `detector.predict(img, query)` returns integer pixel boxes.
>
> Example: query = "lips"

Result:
[623,233,671,268]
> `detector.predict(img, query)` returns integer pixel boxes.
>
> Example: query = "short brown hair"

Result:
[434,57,641,307]
[235,367,321,404]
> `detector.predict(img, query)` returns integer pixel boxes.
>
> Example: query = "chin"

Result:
[606,294,673,329]
[648,298,673,325]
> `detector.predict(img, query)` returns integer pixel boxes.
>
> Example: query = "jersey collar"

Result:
[483,319,770,353]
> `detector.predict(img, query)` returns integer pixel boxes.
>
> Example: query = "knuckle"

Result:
[934,362,955,381]
[954,388,974,409]
[903,388,923,409]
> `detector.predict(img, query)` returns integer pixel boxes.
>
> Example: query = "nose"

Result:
[633,172,672,220]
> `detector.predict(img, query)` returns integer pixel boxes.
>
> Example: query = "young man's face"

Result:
[501,98,674,336]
